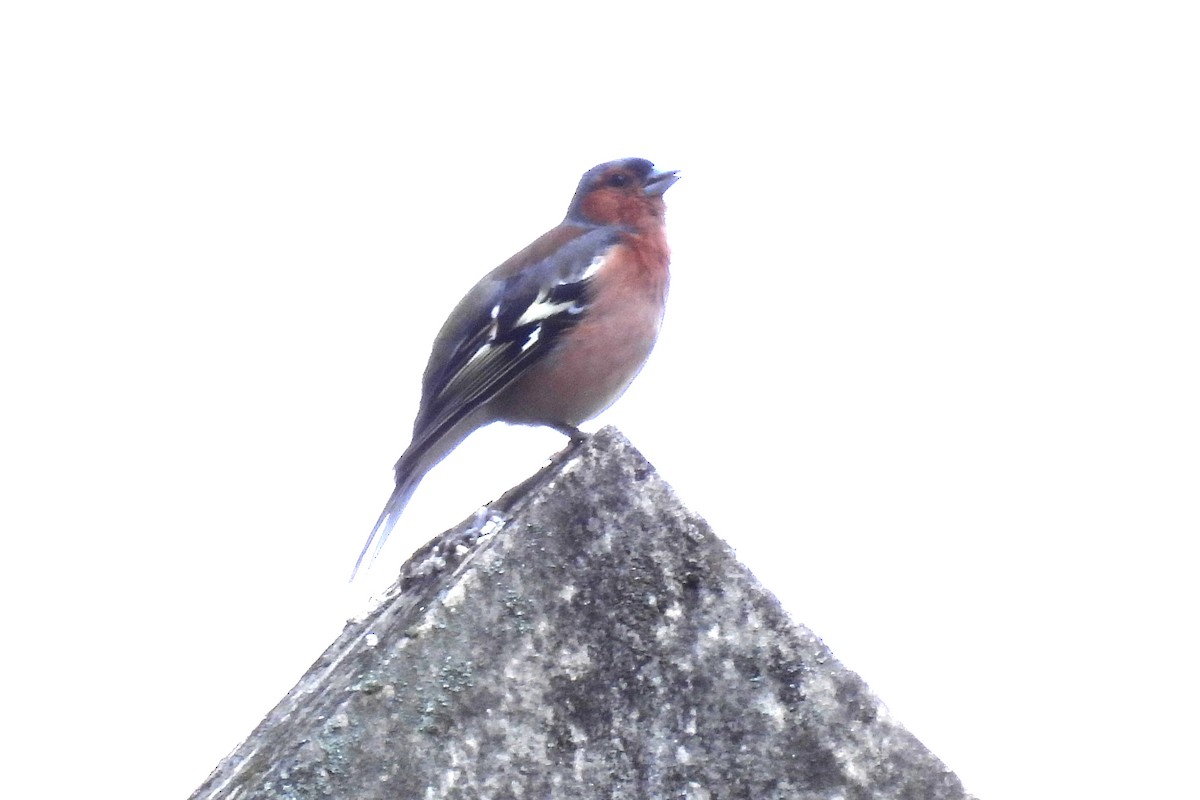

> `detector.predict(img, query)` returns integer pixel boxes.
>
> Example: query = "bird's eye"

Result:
[606,173,630,188]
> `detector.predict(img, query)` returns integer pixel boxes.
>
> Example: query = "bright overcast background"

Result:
[2,3,1197,799]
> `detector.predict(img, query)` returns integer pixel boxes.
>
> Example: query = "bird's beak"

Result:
[643,168,681,197]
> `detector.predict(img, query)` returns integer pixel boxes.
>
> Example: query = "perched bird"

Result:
[352,157,679,579]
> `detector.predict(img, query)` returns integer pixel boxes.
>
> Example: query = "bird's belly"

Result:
[495,302,663,426]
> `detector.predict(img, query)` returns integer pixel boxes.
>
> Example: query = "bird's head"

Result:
[565,158,680,229]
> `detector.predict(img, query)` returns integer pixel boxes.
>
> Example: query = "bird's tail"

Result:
[350,468,421,582]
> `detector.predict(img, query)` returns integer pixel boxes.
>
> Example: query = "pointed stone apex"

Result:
[191,426,972,799]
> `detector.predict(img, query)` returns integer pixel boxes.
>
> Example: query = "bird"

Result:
[352,157,680,579]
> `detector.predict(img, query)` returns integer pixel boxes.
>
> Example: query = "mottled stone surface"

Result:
[191,427,971,800]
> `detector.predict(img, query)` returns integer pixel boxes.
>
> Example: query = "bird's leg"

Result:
[549,422,587,444]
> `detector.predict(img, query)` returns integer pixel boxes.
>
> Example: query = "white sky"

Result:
[2,3,1197,798]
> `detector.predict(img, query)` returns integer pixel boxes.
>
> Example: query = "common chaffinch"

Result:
[352,157,679,578]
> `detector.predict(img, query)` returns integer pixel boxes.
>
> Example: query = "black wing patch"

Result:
[407,228,620,461]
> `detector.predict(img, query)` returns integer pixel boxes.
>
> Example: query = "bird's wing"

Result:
[408,226,622,460]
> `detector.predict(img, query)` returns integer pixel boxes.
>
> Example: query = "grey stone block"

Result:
[191,427,971,800]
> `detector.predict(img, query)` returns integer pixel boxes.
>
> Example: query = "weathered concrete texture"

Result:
[192,427,971,800]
